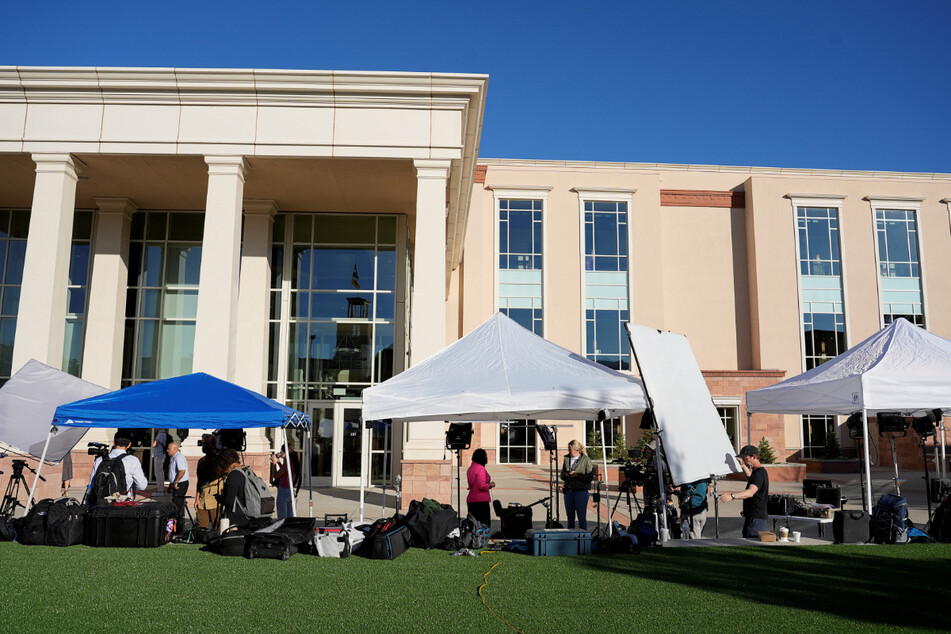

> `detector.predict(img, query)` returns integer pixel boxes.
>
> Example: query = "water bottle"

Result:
[681,519,690,540]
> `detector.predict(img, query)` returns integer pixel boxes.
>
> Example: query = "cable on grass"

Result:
[477,553,523,634]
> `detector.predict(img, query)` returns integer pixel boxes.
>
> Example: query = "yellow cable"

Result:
[477,553,524,634]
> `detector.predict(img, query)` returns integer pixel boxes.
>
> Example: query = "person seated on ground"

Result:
[678,478,710,539]
[87,433,149,505]
[466,448,495,529]
[218,448,249,531]
[195,433,222,529]
[269,445,301,519]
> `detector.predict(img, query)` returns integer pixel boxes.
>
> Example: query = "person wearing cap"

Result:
[718,444,769,538]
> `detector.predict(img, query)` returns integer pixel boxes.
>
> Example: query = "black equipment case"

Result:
[217,527,252,556]
[247,517,317,560]
[493,500,534,539]
[20,497,86,546]
[833,509,870,544]
[86,501,177,548]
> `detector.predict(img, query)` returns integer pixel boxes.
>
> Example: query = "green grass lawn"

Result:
[0,542,948,633]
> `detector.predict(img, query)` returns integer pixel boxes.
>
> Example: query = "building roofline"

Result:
[476,157,951,182]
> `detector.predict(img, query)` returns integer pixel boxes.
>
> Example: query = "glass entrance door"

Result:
[333,401,363,487]
[309,403,334,486]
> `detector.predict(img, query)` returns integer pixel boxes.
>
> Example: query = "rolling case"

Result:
[833,509,870,544]
[247,517,317,560]
[526,528,592,556]
[86,501,177,548]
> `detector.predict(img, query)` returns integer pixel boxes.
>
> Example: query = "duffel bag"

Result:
[405,499,459,549]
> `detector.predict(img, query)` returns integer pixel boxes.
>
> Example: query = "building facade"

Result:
[1,66,949,503]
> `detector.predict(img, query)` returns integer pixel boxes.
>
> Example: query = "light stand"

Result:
[535,424,560,528]
[846,412,869,512]
[877,412,910,496]
[711,474,720,539]
[445,423,474,520]
[912,410,940,519]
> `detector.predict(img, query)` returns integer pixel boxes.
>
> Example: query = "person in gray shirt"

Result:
[166,441,190,520]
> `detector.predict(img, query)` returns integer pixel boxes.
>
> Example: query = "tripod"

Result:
[608,479,642,535]
[1,460,44,517]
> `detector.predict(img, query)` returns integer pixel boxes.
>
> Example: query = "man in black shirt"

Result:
[718,444,769,538]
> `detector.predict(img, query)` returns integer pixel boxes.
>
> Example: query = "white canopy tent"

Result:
[746,318,951,511]
[360,312,648,520]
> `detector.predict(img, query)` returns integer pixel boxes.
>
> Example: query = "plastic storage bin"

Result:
[527,529,592,556]
[86,502,177,548]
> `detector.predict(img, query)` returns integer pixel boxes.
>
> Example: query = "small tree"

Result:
[612,431,629,461]
[586,429,603,461]
[822,428,843,459]
[634,429,657,466]
[757,436,777,464]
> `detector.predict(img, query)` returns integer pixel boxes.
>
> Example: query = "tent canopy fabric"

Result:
[361,312,647,422]
[746,318,951,415]
[0,360,109,462]
[54,372,310,429]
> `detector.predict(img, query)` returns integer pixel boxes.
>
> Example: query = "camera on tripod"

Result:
[620,460,647,486]
[87,442,110,458]
[10,459,27,476]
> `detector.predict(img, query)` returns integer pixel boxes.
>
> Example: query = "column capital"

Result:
[204,156,250,181]
[31,153,85,180]
[414,159,451,180]
[243,199,279,217]
[94,197,138,217]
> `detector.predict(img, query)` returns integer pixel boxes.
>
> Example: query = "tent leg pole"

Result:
[382,422,389,517]
[599,419,611,532]
[281,426,296,518]
[307,426,313,518]
[25,427,55,516]
[746,412,752,447]
[359,425,366,523]
[862,411,873,513]
[941,423,947,482]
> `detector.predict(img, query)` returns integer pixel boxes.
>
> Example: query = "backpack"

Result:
[91,453,131,506]
[233,467,275,519]
[871,494,909,544]
[679,481,709,516]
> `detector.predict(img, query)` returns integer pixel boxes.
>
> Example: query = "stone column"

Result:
[400,159,452,506]
[192,156,248,381]
[236,200,277,453]
[12,154,83,373]
[81,198,136,390]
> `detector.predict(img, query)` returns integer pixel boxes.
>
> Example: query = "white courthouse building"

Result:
[1,66,949,503]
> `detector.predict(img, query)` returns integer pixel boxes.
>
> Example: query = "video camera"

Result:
[620,460,647,486]
[87,442,110,458]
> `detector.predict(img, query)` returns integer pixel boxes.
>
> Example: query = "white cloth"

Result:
[167,451,190,484]
[88,449,149,493]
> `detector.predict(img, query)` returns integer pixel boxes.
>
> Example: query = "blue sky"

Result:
[4,1,949,172]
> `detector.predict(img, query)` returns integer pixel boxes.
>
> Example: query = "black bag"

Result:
[247,517,317,560]
[90,453,130,506]
[929,497,951,543]
[85,501,177,548]
[493,500,533,539]
[833,509,870,544]
[0,514,15,542]
[217,527,252,556]
[871,494,909,544]
[360,516,412,560]
[19,498,86,546]
[405,499,459,549]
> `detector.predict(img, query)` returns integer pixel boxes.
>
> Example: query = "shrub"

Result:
[823,429,843,459]
[757,436,777,464]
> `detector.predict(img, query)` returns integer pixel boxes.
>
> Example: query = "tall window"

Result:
[795,202,848,457]
[499,420,537,464]
[585,417,625,457]
[63,210,93,377]
[497,198,543,335]
[716,405,739,452]
[271,214,398,402]
[583,199,630,371]
[0,209,29,384]
[875,206,924,326]
[122,212,203,386]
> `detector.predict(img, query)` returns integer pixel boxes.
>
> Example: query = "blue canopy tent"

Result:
[26,373,311,515]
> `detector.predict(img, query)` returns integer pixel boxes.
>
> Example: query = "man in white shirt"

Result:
[151,429,169,493]
[166,441,190,520]
[88,434,149,505]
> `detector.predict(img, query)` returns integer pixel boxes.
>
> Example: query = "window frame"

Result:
[867,196,927,329]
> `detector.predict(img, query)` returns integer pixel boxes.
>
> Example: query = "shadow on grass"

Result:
[579,545,951,629]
